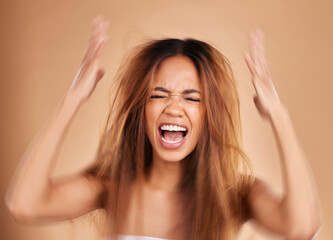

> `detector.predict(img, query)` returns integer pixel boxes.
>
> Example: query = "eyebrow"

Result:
[152,87,200,94]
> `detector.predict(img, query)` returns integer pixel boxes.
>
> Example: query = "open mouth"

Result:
[158,124,188,147]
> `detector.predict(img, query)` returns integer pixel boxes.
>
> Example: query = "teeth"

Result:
[161,136,184,144]
[160,124,187,131]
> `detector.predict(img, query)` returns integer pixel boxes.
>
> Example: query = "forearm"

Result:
[269,104,321,236]
[5,93,82,214]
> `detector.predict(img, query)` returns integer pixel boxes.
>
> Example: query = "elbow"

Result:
[286,228,321,240]
[6,202,31,224]
[6,206,44,225]
[281,197,322,239]
[7,210,31,225]
[4,193,21,222]
[5,196,41,225]
[285,218,322,240]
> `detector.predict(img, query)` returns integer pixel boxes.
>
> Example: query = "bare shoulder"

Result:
[248,178,274,196]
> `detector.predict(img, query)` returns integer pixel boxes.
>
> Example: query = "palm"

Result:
[69,16,109,103]
[244,29,281,120]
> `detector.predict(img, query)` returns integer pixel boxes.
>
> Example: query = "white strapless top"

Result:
[105,235,169,240]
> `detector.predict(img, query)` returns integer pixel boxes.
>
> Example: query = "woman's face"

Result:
[145,55,204,162]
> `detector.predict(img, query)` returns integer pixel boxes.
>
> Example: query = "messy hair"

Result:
[85,38,254,239]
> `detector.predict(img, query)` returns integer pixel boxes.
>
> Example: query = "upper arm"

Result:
[246,178,287,234]
[247,179,321,239]
[12,173,107,224]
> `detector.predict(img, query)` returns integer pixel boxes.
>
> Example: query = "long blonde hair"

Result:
[85,38,254,239]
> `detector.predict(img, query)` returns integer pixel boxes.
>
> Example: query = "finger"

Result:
[87,17,103,49]
[251,29,271,79]
[250,29,268,76]
[249,30,259,65]
[89,20,108,44]
[92,15,103,25]
[81,38,107,76]
[244,51,259,78]
[244,52,268,97]
[249,30,263,76]
[83,26,108,64]
[91,15,105,36]
[80,36,105,67]
[254,31,267,73]
[84,19,109,61]
[90,17,108,38]
[91,33,108,56]
[91,36,108,63]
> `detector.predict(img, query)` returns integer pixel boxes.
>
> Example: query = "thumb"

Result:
[95,68,105,83]
[253,95,260,109]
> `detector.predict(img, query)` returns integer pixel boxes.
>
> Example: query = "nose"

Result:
[164,97,184,117]
[169,94,182,103]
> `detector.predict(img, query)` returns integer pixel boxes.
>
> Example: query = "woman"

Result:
[5,16,321,239]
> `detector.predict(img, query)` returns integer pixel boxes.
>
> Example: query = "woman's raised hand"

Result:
[244,29,281,121]
[67,16,109,104]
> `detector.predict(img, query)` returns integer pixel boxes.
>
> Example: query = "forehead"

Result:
[150,55,201,91]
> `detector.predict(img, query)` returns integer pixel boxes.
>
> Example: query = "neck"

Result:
[146,152,182,193]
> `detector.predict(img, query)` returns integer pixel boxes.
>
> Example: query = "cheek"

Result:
[188,105,204,127]
[145,103,161,134]
[186,106,204,142]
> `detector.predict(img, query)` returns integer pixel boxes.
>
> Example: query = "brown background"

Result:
[1,0,332,239]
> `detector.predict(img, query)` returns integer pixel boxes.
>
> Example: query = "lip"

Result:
[157,122,189,150]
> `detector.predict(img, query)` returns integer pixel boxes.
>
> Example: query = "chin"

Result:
[158,151,187,162]
[152,144,196,163]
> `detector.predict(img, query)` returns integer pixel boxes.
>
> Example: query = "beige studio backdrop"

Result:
[1,0,332,239]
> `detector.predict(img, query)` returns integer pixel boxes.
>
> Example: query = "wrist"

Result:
[63,91,84,110]
[268,103,290,125]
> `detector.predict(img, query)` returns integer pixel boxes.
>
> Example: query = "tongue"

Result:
[163,131,183,141]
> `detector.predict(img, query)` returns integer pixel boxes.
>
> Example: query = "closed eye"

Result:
[150,95,200,102]
[184,97,201,102]
[150,95,167,99]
